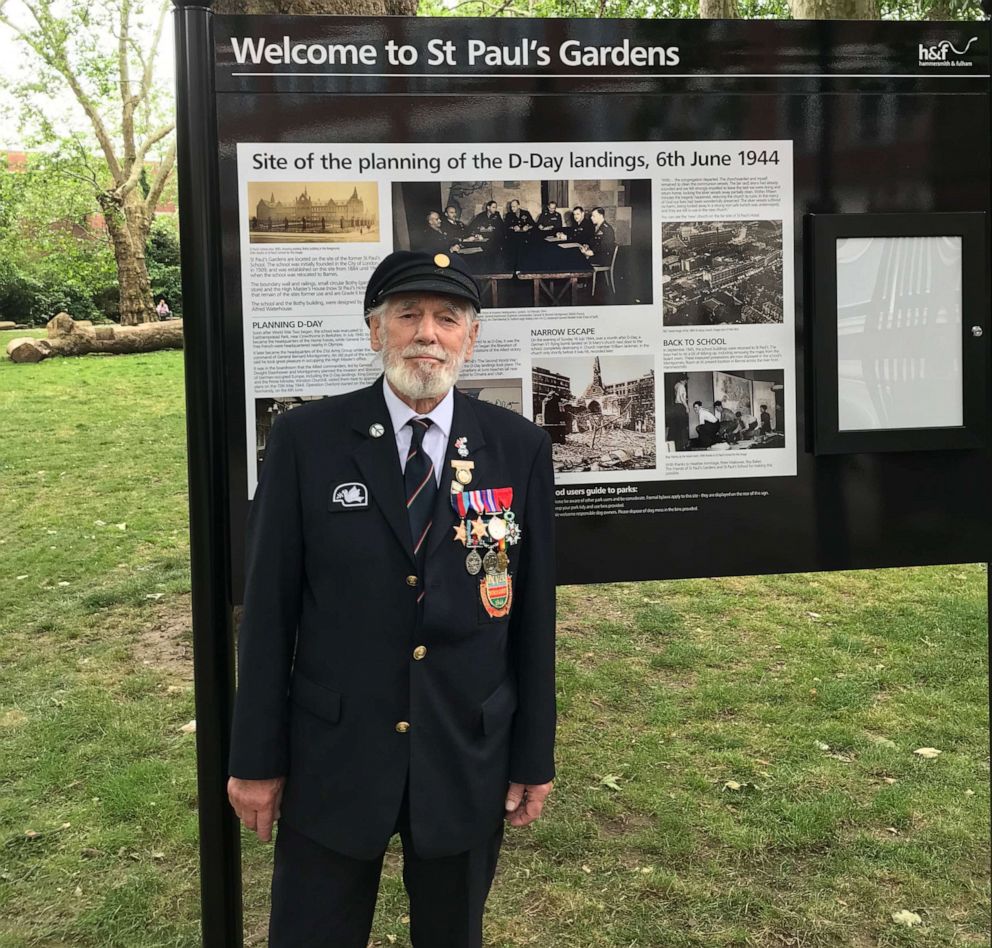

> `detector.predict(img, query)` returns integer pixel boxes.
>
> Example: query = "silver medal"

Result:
[482,549,499,574]
[466,549,483,575]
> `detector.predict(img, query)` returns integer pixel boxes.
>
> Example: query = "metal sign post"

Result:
[174,2,243,945]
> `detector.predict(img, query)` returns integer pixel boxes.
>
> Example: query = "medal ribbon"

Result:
[451,487,513,518]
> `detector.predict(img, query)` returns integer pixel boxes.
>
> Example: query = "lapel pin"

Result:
[454,436,469,457]
[369,423,385,438]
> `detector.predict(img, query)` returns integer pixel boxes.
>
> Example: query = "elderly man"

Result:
[227,250,557,948]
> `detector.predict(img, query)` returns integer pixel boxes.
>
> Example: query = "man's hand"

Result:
[227,776,286,843]
[504,781,553,828]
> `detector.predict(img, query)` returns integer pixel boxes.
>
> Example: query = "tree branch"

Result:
[450,0,527,14]
[144,138,176,214]
[136,0,169,106]
[117,123,175,198]
[120,0,137,169]
[0,3,126,184]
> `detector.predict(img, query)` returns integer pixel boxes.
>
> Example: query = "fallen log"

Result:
[6,313,184,363]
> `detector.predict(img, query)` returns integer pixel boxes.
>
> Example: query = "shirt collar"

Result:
[382,376,454,442]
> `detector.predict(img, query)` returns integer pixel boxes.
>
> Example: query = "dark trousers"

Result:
[269,778,505,948]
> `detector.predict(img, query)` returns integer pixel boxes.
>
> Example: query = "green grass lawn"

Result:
[0,343,988,947]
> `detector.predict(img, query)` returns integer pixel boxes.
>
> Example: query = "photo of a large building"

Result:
[661,220,783,325]
[532,355,655,473]
[247,182,379,243]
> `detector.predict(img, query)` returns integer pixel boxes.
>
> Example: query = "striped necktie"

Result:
[404,417,436,583]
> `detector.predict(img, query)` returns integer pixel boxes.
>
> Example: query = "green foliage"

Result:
[146,217,182,315]
[419,0,983,17]
[0,153,118,325]
[147,219,180,270]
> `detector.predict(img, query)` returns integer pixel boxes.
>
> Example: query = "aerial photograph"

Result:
[661,220,783,326]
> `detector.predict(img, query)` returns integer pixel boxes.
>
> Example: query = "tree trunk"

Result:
[5,312,183,363]
[214,0,418,14]
[699,0,739,17]
[787,0,878,17]
[98,189,156,326]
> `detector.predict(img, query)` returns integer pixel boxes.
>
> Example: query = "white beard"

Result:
[382,339,468,401]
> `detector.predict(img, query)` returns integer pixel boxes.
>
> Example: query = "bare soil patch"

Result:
[136,593,193,683]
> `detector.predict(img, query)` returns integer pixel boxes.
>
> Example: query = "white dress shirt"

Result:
[382,376,453,486]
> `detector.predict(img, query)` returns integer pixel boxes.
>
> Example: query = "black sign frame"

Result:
[809,211,990,454]
[173,7,992,946]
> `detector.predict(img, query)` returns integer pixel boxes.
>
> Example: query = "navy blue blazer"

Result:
[229,378,557,859]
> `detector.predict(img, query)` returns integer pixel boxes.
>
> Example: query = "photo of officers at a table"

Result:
[664,369,785,451]
[393,179,652,308]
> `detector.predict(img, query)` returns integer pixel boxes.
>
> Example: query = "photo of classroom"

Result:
[664,369,785,451]
[392,179,653,308]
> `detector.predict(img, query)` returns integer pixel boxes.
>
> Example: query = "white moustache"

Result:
[402,346,448,363]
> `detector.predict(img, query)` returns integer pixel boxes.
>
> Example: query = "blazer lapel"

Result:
[350,380,415,566]
[426,389,487,562]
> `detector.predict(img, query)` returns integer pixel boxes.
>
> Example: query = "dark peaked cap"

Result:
[364,250,482,322]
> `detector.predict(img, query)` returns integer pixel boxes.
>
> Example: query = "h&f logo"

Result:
[918,37,978,65]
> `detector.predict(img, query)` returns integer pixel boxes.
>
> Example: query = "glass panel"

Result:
[835,235,963,431]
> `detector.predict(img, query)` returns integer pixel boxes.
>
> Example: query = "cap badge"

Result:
[433,253,450,268]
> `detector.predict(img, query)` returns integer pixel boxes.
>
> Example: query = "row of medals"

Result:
[464,514,514,577]
[451,459,513,577]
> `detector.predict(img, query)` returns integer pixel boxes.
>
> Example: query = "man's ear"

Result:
[369,314,384,352]
[463,318,481,361]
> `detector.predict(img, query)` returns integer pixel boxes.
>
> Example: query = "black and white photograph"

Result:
[661,221,783,325]
[663,369,785,452]
[255,396,325,466]
[532,356,656,473]
[247,182,380,244]
[456,377,524,416]
[393,179,653,308]
[256,382,523,474]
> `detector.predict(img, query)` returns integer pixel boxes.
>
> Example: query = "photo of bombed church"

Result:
[247,182,379,243]
[533,355,655,473]
[662,220,783,326]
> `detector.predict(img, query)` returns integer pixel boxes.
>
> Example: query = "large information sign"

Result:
[210,17,991,590]
[176,13,991,943]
